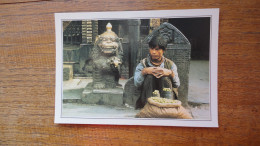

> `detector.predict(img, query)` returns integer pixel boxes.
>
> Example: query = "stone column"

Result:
[92,20,98,43]
[81,21,87,44]
[128,20,141,77]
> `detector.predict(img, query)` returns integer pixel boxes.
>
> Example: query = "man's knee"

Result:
[145,74,154,80]
[144,75,154,84]
[161,77,172,85]
[161,76,171,81]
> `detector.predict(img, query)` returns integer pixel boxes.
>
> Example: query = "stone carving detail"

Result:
[145,22,189,44]
[91,23,123,89]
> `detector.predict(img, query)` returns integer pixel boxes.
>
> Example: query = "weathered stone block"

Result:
[123,77,141,107]
[82,87,124,106]
[63,64,73,81]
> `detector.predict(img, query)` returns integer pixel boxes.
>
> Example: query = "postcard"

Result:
[55,9,219,127]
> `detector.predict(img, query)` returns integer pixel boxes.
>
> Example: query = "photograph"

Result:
[55,9,219,127]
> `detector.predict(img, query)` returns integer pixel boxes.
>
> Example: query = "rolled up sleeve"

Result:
[134,63,145,87]
[171,63,180,88]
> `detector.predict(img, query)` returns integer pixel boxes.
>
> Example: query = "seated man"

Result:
[134,36,180,109]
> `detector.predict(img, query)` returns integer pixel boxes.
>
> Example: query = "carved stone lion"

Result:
[91,23,123,89]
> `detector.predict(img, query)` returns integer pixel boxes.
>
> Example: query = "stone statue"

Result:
[91,23,123,89]
[82,23,124,106]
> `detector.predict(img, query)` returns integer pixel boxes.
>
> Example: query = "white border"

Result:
[55,9,219,127]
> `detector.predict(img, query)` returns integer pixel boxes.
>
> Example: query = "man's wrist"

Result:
[141,69,147,75]
[169,70,174,77]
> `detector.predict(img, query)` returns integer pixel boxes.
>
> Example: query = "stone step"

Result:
[63,89,83,103]
[82,87,124,106]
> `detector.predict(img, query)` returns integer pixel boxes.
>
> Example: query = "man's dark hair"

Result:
[148,36,167,50]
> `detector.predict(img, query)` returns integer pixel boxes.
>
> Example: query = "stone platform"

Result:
[82,87,124,106]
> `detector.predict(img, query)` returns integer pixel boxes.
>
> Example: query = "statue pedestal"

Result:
[82,86,123,106]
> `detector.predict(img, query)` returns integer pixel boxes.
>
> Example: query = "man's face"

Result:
[149,46,164,61]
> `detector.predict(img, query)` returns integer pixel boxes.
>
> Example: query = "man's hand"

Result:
[141,67,156,76]
[142,67,174,78]
[153,67,173,78]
